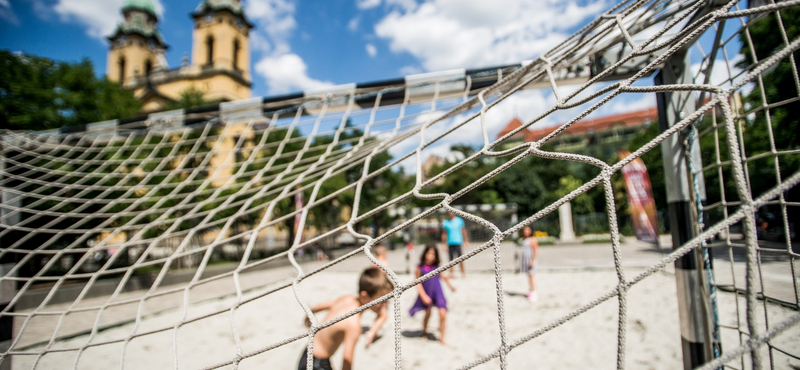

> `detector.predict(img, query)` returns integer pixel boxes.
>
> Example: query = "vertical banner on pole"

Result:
[618,149,660,244]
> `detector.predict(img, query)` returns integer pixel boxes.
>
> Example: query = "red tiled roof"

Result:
[496,107,658,142]
[496,117,525,140]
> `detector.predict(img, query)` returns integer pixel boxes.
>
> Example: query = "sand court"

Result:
[10,240,799,369]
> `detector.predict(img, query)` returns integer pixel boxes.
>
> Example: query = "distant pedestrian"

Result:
[405,241,415,274]
[373,244,389,268]
[315,245,329,261]
[520,226,539,302]
[441,211,468,278]
[757,216,769,240]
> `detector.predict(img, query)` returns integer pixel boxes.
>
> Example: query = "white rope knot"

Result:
[600,167,615,179]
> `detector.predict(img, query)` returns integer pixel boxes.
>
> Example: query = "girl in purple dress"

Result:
[409,244,456,344]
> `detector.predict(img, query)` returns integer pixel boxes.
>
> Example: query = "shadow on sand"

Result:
[504,291,529,298]
[640,239,799,263]
[400,330,438,341]
[360,326,384,344]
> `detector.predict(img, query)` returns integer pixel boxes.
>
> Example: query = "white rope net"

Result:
[1,0,799,369]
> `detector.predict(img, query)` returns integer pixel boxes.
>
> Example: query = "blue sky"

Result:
[0,0,614,97]
[0,0,675,164]
[0,0,751,173]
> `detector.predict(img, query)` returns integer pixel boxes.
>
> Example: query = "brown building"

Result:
[106,0,254,112]
[497,107,658,160]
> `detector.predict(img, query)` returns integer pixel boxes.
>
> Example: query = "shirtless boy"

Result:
[299,267,394,370]
[366,244,390,347]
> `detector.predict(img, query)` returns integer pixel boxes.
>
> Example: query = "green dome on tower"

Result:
[122,0,157,17]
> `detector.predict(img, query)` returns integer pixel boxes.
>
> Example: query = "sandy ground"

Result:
[8,240,800,370]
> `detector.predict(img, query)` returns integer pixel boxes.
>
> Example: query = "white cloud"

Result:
[365,43,377,57]
[596,93,655,117]
[347,16,360,32]
[255,53,334,95]
[375,0,608,71]
[399,65,422,75]
[43,0,164,41]
[483,89,574,139]
[356,0,416,12]
[247,0,331,95]
[0,0,18,24]
[386,110,452,173]
[386,81,664,174]
[246,0,296,55]
[249,32,272,53]
[691,58,739,88]
[386,0,417,12]
[385,90,547,173]
[357,0,382,9]
[690,56,754,102]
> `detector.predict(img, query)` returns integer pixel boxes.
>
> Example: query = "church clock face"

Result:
[205,14,213,25]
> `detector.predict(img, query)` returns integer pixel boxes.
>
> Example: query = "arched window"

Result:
[118,57,126,82]
[206,36,214,66]
[233,39,240,71]
[144,59,153,76]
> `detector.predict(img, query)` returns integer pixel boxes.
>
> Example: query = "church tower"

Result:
[190,0,253,102]
[106,0,253,112]
[106,0,168,87]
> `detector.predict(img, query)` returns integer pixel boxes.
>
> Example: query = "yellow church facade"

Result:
[106,0,253,112]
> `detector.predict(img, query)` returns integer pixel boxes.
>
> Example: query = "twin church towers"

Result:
[106,0,253,112]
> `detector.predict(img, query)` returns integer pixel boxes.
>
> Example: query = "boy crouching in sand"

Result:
[299,267,394,370]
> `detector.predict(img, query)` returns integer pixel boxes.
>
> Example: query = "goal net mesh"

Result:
[1,0,799,369]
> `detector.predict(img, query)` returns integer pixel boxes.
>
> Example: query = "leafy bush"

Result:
[580,234,625,244]
[537,236,557,245]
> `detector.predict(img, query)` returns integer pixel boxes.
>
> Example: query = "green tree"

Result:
[554,175,595,214]
[734,8,800,237]
[426,144,504,206]
[736,8,800,187]
[0,50,141,131]
[165,86,219,110]
[295,120,413,237]
[229,126,307,249]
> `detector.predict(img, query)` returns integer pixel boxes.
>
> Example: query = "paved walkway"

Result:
[327,236,674,274]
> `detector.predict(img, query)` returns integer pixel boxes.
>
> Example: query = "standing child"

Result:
[520,226,539,302]
[300,267,394,370]
[409,244,456,344]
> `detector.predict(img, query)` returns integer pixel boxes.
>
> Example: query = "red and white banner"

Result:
[618,150,659,244]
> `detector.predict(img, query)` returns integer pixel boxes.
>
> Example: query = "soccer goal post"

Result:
[1,0,799,369]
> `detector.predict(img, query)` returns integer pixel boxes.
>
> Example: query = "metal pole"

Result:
[655,51,719,370]
[0,139,17,370]
[0,264,13,370]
